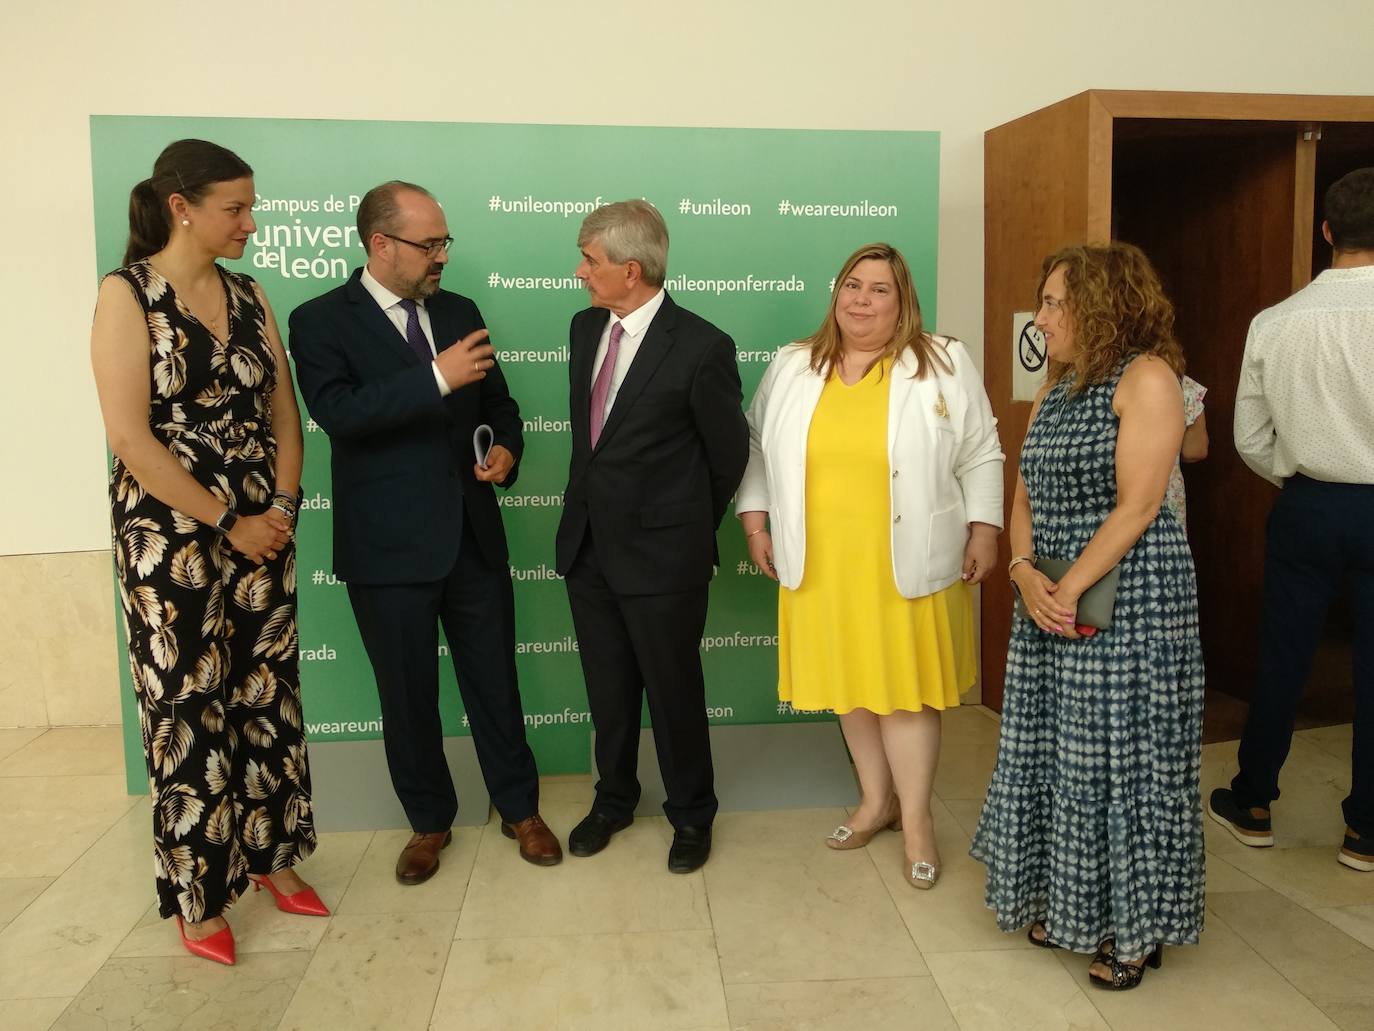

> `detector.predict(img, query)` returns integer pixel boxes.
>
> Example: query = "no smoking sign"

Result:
[1011,311,1047,402]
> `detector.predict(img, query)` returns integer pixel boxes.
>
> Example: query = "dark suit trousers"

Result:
[566,531,717,828]
[347,517,539,832]
[1232,474,1374,838]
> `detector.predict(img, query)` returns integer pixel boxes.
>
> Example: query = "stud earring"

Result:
[181,219,190,226]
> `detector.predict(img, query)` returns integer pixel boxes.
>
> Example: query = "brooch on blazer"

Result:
[933,392,950,420]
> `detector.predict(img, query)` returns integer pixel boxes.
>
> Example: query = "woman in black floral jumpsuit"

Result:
[91,139,324,965]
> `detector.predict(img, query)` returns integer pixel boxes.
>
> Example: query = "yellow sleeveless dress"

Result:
[777,358,975,714]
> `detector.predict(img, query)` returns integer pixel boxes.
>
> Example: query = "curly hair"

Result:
[1038,242,1184,393]
[805,242,951,380]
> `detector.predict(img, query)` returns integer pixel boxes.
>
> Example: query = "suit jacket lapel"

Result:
[593,294,677,452]
[344,270,424,368]
[427,292,456,359]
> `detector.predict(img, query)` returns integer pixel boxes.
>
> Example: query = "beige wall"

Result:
[2,1,1371,723]
[0,552,121,727]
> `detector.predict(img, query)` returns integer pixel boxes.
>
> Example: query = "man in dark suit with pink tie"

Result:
[556,200,749,873]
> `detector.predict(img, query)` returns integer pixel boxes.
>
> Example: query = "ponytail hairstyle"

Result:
[123,139,253,265]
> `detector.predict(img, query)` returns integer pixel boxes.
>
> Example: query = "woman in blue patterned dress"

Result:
[970,242,1205,990]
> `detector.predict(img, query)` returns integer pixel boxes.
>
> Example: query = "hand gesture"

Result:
[435,329,495,391]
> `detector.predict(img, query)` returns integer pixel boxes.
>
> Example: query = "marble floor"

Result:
[1,709,1370,1030]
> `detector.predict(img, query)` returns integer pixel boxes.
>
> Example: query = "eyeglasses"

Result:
[384,233,454,258]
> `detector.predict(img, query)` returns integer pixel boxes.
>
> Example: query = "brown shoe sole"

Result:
[501,823,564,867]
[1339,847,1374,872]
[1206,805,1274,847]
[396,831,452,885]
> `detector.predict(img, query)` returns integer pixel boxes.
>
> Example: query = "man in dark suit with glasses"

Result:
[290,180,560,883]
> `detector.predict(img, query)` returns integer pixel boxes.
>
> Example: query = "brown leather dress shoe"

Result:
[395,830,452,884]
[501,814,564,866]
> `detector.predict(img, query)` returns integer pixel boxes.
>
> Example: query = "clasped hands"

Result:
[226,508,292,565]
[1011,565,1083,639]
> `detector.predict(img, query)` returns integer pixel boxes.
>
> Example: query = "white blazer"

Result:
[736,336,1004,598]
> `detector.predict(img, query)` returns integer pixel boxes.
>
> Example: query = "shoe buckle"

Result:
[828,825,853,844]
[910,861,937,883]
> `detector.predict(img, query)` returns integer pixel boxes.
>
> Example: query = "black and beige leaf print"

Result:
[109,260,314,923]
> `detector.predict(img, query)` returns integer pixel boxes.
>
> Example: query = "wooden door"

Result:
[981,93,1112,710]
[1111,121,1306,703]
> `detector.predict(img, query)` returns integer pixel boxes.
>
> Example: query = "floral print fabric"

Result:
[108,261,315,921]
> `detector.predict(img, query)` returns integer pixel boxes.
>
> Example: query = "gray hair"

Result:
[357,180,433,254]
[577,199,669,286]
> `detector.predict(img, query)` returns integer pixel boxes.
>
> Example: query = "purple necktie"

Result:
[589,321,624,448]
[396,299,432,363]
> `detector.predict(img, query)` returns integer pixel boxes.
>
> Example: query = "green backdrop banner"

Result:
[91,116,941,793]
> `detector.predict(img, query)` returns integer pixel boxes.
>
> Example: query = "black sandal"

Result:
[1093,937,1115,965]
[1026,921,1060,949]
[1088,944,1163,991]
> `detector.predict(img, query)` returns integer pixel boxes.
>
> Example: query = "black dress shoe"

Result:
[568,809,634,857]
[668,825,712,873]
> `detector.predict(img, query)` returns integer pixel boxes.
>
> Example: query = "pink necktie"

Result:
[589,321,624,448]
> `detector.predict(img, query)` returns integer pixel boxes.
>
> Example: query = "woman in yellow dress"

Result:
[736,243,1003,888]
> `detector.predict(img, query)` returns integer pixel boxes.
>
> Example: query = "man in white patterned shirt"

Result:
[1209,168,1374,873]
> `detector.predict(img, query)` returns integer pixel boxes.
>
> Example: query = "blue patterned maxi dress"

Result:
[970,362,1205,962]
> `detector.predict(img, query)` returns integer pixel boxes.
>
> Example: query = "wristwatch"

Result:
[214,507,239,535]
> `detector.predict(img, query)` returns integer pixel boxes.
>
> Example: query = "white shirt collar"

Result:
[360,264,422,312]
[611,288,666,340]
[1315,264,1374,283]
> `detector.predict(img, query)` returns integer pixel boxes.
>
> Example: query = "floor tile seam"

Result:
[860,839,927,960]
[724,972,945,988]
[917,940,1046,955]
[340,906,466,921]
[271,931,337,1031]
[919,960,980,1031]
[1291,734,1353,762]
[451,822,486,899]
[1059,952,1115,1031]
[0,729,48,763]
[1223,849,1363,909]
[52,996,81,1028]
[1204,900,1340,1015]
[696,867,730,1017]
[923,948,1111,1030]
[0,770,131,780]
[1309,904,1374,950]
[0,989,80,1002]
[314,829,374,918]
[0,876,56,936]
[450,926,718,945]
[6,790,145,907]
[419,928,455,1031]
[1218,893,1374,985]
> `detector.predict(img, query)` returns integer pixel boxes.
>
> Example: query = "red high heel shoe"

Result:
[250,874,330,916]
[177,915,236,965]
